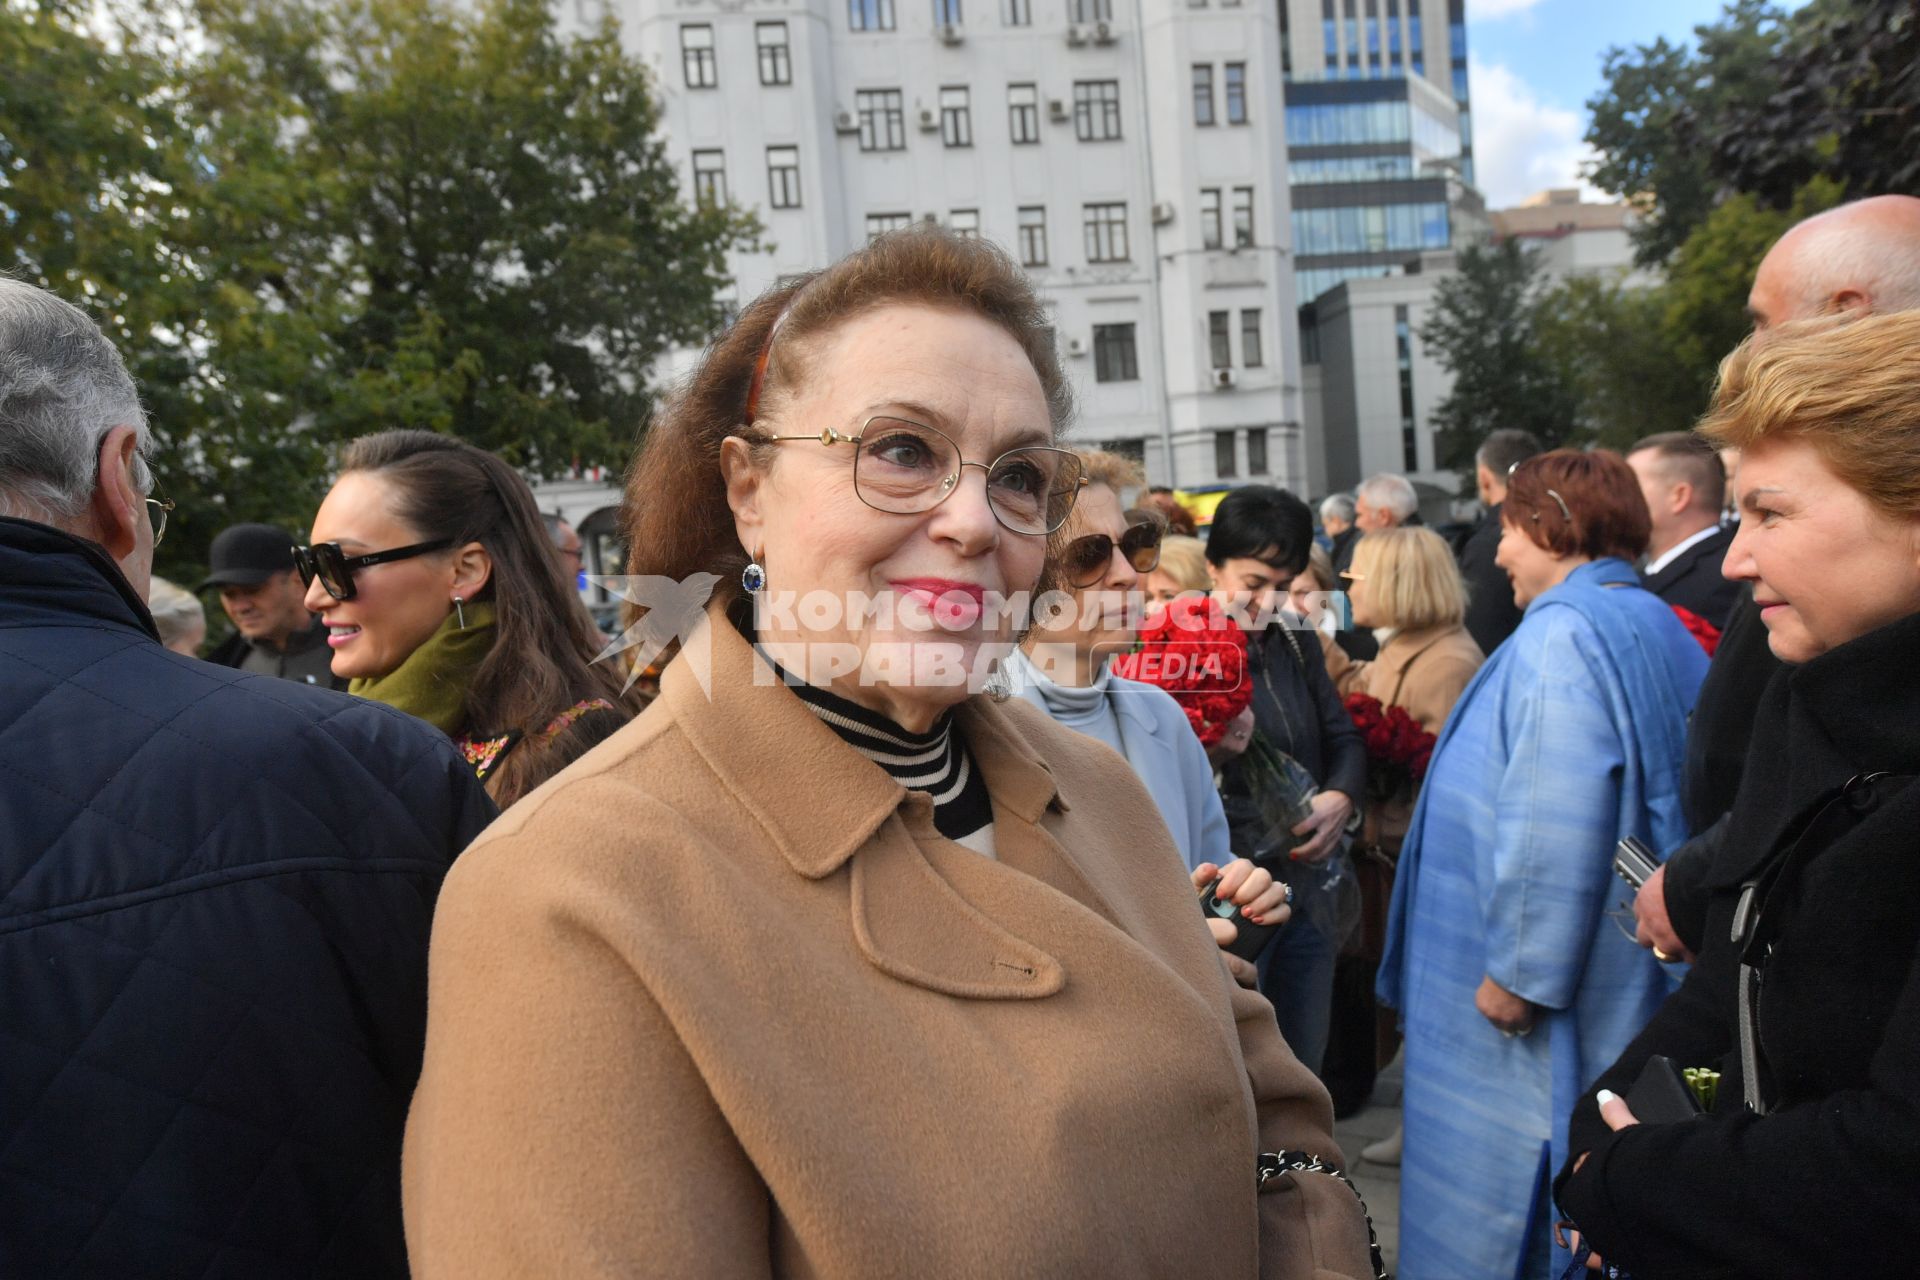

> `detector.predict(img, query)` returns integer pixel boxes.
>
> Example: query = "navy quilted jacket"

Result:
[0,518,498,1278]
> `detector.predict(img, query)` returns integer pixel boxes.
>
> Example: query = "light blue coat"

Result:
[1008,653,1232,870]
[1376,559,1708,1280]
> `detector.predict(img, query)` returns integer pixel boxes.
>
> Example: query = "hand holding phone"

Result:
[1614,836,1659,891]
[1198,878,1284,962]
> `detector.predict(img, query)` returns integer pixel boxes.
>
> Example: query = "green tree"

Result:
[1420,240,1583,476]
[1533,275,1700,450]
[2,0,757,583]
[1583,0,1794,265]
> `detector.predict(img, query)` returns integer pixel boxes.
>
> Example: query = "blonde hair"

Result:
[1073,447,1145,494]
[1153,534,1210,592]
[1348,527,1467,631]
[1699,310,1920,520]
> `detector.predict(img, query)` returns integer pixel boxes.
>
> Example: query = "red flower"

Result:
[1109,595,1251,748]
[1670,604,1722,657]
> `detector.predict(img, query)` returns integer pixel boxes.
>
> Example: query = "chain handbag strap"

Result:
[1257,1150,1389,1280]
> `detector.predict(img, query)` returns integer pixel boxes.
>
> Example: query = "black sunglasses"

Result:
[1064,520,1162,588]
[293,539,452,601]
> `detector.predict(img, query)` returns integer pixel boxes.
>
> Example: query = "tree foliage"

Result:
[1419,240,1582,473]
[1,0,758,583]
[1583,0,1796,265]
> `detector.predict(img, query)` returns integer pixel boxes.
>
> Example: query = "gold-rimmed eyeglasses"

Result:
[144,495,175,547]
[761,415,1085,536]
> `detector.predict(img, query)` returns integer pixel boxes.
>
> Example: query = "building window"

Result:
[1093,323,1138,382]
[1241,309,1263,367]
[866,211,914,241]
[690,149,726,205]
[1396,303,1418,471]
[1199,188,1222,251]
[766,146,801,208]
[933,0,962,24]
[1083,202,1129,262]
[756,22,791,85]
[1069,0,1112,18]
[849,0,897,30]
[1214,430,1237,478]
[681,25,717,89]
[1105,437,1147,462]
[939,86,972,147]
[856,89,907,151]
[1073,80,1122,142]
[1246,427,1268,475]
[1017,205,1048,266]
[1008,83,1040,144]
[1231,187,1254,247]
[1209,310,1232,369]
[1290,202,1451,255]
[949,208,980,238]
[1224,62,1247,123]
[1192,64,1214,126]
[1006,0,1032,21]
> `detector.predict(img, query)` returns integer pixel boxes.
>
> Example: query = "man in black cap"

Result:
[200,521,343,688]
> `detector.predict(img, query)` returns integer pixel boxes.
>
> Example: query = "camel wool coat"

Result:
[402,605,1375,1279]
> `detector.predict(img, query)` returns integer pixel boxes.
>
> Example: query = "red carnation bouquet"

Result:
[1344,692,1437,799]
[1109,594,1251,749]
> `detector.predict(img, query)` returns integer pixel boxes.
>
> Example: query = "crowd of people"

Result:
[3,194,1919,1279]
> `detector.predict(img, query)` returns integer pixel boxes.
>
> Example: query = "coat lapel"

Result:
[665,605,1079,1000]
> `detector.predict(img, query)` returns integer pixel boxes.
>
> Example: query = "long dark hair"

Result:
[339,430,636,806]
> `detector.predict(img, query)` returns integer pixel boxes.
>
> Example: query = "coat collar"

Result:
[0,516,159,642]
[663,602,1067,882]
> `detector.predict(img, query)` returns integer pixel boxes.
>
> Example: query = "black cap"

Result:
[197,523,298,591]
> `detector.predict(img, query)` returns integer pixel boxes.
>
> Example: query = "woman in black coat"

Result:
[1555,313,1920,1278]
[1206,486,1367,1076]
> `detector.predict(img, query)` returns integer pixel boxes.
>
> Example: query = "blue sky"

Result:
[1465,0,1804,208]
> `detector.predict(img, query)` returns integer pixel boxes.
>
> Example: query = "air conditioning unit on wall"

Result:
[1213,367,1237,389]
[1092,20,1116,44]
[1066,24,1089,46]
[834,110,859,133]
[1048,98,1070,122]
[918,107,939,130]
[1066,336,1089,357]
[1151,201,1176,226]
[938,23,963,45]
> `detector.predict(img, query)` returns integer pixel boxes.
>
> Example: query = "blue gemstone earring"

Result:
[741,561,766,594]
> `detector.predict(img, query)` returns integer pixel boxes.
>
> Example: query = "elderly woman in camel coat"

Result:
[401,230,1377,1278]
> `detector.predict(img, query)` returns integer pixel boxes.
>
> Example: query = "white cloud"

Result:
[1470,0,1547,17]
[1467,56,1604,209]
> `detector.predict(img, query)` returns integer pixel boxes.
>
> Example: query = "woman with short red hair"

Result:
[1375,449,1710,1278]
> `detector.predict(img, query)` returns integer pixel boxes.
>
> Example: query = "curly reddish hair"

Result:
[1502,448,1651,563]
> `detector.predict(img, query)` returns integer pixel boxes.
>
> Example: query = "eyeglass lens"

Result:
[851,417,1080,535]
[1066,521,1162,586]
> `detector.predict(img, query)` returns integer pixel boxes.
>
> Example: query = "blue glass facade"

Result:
[1291,202,1450,256]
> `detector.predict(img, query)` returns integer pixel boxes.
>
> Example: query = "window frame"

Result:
[865,211,914,242]
[1072,80,1122,143]
[848,0,898,31]
[680,24,717,90]
[1209,310,1232,369]
[1247,426,1269,476]
[766,146,802,209]
[1231,186,1255,248]
[1083,201,1130,263]
[1008,82,1040,144]
[1017,204,1048,267]
[855,88,907,152]
[1192,64,1215,127]
[1214,429,1238,479]
[1224,62,1247,124]
[1093,322,1139,383]
[939,86,972,148]
[756,21,792,86]
[948,208,981,239]
[1199,187,1223,251]
[1241,308,1264,368]
[690,149,726,206]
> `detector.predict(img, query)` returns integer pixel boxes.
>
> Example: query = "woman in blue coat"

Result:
[1376,450,1708,1279]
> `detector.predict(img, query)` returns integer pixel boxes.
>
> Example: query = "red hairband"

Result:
[742,305,792,426]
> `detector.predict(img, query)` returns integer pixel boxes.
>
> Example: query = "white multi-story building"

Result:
[548,0,1307,529]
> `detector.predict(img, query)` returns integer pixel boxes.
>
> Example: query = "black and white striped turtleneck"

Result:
[758,647,996,856]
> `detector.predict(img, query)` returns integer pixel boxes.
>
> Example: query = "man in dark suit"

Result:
[1627,431,1742,630]
[1456,428,1540,655]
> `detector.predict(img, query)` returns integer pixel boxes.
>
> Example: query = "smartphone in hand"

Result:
[1198,879,1283,962]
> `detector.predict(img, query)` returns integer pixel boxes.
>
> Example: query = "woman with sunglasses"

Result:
[1374,450,1707,1279]
[1006,450,1278,928]
[300,431,635,808]
[401,231,1377,1279]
